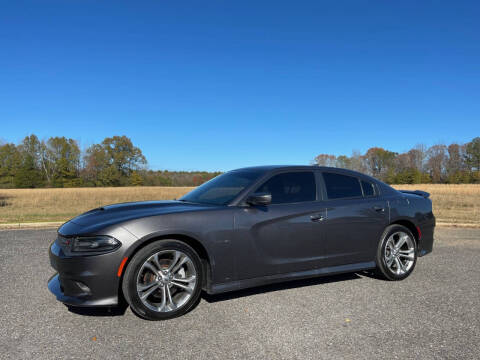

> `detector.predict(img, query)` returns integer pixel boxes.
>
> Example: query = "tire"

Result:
[375,224,417,281]
[122,240,203,320]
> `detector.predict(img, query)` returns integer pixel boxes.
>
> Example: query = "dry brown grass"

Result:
[0,187,193,224]
[391,184,480,226]
[0,184,479,226]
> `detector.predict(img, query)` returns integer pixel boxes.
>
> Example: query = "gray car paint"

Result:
[48,165,435,307]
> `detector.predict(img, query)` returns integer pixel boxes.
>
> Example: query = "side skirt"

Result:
[207,261,376,295]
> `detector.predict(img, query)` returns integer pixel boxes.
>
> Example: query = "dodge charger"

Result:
[48,166,435,320]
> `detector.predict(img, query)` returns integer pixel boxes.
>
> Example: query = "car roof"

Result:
[231,165,394,191]
[232,165,350,172]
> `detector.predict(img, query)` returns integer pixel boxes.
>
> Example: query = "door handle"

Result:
[310,214,325,222]
[372,206,385,213]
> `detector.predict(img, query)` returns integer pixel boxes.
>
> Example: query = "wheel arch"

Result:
[118,233,213,302]
[389,219,420,245]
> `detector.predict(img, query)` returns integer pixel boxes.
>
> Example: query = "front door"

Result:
[233,171,326,280]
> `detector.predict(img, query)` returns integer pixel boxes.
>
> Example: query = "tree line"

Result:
[313,137,480,184]
[0,135,220,188]
[1,134,479,188]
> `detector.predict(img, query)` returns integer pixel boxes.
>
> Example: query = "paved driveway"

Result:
[0,228,479,359]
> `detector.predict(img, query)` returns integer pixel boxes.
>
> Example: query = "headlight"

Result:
[71,236,121,253]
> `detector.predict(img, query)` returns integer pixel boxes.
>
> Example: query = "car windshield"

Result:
[180,170,261,205]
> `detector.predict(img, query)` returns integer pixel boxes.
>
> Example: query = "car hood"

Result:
[59,200,221,235]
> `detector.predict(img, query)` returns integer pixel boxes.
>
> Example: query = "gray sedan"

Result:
[48,165,435,320]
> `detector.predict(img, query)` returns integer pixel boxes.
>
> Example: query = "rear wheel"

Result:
[376,225,417,280]
[122,240,203,320]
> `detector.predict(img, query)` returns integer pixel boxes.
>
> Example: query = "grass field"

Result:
[391,184,480,226]
[0,184,479,226]
[0,187,193,224]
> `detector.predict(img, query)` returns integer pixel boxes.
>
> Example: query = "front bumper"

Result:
[48,241,122,306]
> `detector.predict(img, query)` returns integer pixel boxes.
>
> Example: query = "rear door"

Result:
[233,171,326,279]
[320,172,388,267]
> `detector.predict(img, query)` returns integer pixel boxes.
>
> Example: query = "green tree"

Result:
[465,137,480,171]
[14,135,44,188]
[84,136,146,186]
[14,154,42,188]
[129,171,144,186]
[98,164,122,186]
[0,143,21,188]
[46,137,81,187]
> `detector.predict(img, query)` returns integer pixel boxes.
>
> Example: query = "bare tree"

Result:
[426,144,447,183]
[335,155,351,169]
[395,153,411,172]
[313,154,337,167]
[446,143,463,173]
[349,150,367,174]
[364,147,397,181]
[411,144,427,172]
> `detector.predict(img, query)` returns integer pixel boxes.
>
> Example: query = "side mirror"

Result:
[246,193,272,206]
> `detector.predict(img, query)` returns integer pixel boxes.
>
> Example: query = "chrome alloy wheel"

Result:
[136,250,197,313]
[384,231,415,275]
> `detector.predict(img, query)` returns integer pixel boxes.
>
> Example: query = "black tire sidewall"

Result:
[122,240,203,320]
[377,225,417,281]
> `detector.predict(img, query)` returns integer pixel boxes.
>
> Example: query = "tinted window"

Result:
[180,171,261,205]
[323,172,362,199]
[361,180,375,197]
[255,172,316,204]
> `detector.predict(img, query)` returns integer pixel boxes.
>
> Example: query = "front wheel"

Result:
[376,225,417,280]
[122,240,203,320]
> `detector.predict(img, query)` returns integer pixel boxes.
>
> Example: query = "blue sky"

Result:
[1,1,479,171]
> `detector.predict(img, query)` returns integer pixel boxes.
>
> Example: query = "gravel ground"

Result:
[0,228,479,360]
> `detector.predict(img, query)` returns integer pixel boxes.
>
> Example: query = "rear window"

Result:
[361,180,375,197]
[322,172,362,199]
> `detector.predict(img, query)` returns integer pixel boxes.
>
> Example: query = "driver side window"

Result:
[255,172,316,204]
